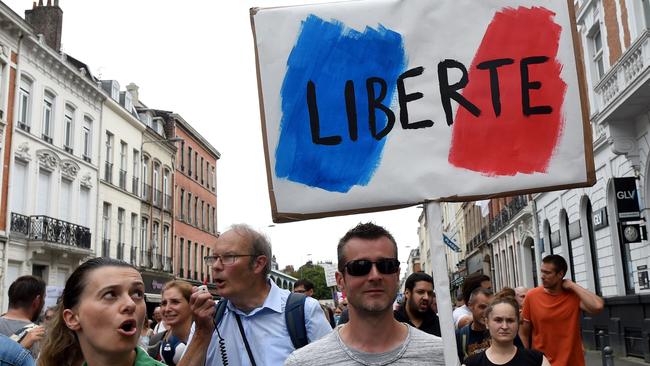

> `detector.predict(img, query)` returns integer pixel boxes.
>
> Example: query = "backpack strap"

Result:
[284,292,308,349]
[214,298,228,326]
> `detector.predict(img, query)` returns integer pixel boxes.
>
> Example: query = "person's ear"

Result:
[253,255,268,274]
[336,271,346,293]
[63,309,81,331]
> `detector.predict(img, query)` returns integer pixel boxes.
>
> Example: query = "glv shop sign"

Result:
[614,177,640,220]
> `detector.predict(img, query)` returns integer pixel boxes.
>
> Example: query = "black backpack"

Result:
[213,292,309,349]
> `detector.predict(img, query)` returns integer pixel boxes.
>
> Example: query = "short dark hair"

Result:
[337,222,398,272]
[8,275,46,309]
[294,279,314,291]
[405,272,433,292]
[468,287,493,305]
[462,273,491,304]
[542,254,568,277]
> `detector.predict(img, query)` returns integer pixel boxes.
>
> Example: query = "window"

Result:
[104,132,114,183]
[212,167,216,192]
[37,169,51,215]
[194,197,199,225]
[180,189,185,219]
[180,141,185,170]
[102,202,111,240]
[131,213,138,250]
[212,207,216,233]
[153,164,160,205]
[124,91,133,112]
[83,116,93,162]
[179,238,184,273]
[200,156,204,183]
[120,142,127,171]
[141,217,149,250]
[42,91,55,142]
[195,152,198,179]
[64,104,74,151]
[163,170,170,207]
[187,193,192,223]
[111,81,119,101]
[11,161,28,213]
[118,208,125,244]
[201,201,205,228]
[590,27,605,80]
[163,225,170,259]
[18,76,32,129]
[80,187,90,227]
[206,163,210,189]
[152,221,159,251]
[60,179,72,221]
[188,147,193,175]
[132,150,139,195]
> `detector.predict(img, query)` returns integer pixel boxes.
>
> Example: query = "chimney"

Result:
[126,83,139,106]
[25,0,63,51]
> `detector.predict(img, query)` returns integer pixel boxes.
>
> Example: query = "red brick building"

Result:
[171,113,220,285]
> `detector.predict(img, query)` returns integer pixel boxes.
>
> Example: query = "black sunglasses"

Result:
[344,258,400,276]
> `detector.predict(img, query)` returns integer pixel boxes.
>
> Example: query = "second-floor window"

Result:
[18,77,32,127]
[120,142,127,171]
[64,104,74,150]
[590,26,604,81]
[83,116,93,161]
[42,91,55,142]
[118,208,125,244]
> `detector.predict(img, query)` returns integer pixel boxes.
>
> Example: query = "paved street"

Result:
[585,350,649,366]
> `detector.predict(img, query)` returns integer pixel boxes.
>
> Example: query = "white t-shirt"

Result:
[452,305,471,328]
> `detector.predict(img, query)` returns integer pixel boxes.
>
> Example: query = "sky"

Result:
[2,0,424,272]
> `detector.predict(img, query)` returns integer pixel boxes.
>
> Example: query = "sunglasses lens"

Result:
[347,260,372,276]
[376,259,399,274]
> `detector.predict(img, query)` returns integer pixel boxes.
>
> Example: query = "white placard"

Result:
[251,0,593,222]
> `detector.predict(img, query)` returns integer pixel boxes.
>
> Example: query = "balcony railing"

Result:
[179,267,184,277]
[117,242,125,260]
[102,239,110,257]
[119,170,127,190]
[164,256,172,272]
[141,183,152,202]
[143,249,153,268]
[11,213,92,249]
[130,246,137,265]
[153,253,163,269]
[488,196,529,236]
[132,177,139,196]
[17,122,30,132]
[164,194,172,211]
[594,29,650,117]
[104,161,113,183]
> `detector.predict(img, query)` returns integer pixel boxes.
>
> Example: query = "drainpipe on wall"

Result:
[531,196,542,284]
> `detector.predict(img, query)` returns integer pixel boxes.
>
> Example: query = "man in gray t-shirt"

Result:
[0,275,46,359]
[285,223,444,365]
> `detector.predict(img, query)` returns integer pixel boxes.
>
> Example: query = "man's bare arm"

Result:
[563,280,604,315]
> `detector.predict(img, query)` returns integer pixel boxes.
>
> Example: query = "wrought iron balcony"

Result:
[102,239,110,257]
[11,213,92,250]
[17,122,30,133]
[132,177,139,196]
[179,267,184,277]
[143,249,153,268]
[153,253,163,270]
[104,161,113,183]
[119,170,127,190]
[117,242,125,260]
[164,256,172,272]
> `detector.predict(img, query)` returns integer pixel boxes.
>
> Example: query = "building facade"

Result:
[172,113,220,286]
[1,1,103,311]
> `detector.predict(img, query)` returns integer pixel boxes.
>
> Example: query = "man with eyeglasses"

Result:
[179,224,331,366]
[285,222,444,365]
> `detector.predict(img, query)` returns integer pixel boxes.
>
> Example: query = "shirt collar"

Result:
[227,279,285,316]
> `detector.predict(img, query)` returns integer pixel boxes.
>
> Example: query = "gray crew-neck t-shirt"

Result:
[284,324,445,366]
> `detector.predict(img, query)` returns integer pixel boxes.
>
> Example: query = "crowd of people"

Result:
[0,222,604,366]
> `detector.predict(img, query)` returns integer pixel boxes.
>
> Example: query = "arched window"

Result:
[581,196,601,295]
[559,209,576,281]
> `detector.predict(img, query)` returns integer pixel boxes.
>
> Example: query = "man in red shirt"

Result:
[520,254,604,366]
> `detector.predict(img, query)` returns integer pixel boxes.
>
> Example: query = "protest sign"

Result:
[251,0,593,222]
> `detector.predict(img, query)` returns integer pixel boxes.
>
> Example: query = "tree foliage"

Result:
[297,262,332,300]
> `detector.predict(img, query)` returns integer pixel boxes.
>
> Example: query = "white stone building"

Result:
[1,2,103,311]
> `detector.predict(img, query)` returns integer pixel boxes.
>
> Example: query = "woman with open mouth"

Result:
[147,280,193,365]
[462,296,551,366]
[38,257,165,366]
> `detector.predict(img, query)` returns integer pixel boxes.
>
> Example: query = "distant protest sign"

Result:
[251,0,594,222]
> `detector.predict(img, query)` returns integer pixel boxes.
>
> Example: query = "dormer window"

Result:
[125,91,133,112]
[111,81,120,101]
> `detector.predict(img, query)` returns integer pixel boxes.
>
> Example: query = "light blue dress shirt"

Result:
[203,279,332,366]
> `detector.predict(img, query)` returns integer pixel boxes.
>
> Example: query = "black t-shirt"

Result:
[464,348,544,366]
[456,324,491,362]
[393,307,441,336]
